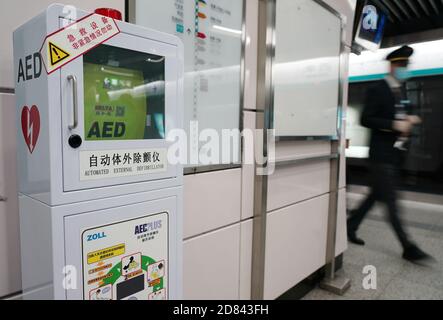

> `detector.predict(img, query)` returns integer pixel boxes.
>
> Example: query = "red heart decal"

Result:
[21,105,40,154]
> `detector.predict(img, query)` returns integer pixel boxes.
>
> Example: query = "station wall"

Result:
[0,0,355,299]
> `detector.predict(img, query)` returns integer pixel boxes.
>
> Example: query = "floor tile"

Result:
[303,263,394,300]
[377,278,443,300]
[304,194,443,300]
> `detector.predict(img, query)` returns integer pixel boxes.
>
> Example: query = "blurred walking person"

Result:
[347,45,432,263]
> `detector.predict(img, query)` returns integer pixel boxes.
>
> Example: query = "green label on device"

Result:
[84,63,148,141]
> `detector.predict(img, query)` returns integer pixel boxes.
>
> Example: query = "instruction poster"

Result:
[82,212,168,300]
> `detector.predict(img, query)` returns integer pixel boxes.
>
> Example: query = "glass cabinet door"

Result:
[83,45,166,141]
[60,28,180,192]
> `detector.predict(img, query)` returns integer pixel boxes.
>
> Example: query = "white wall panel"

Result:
[0,93,21,297]
[275,140,332,160]
[273,0,341,137]
[272,140,332,212]
[264,195,329,300]
[267,160,330,212]
[239,220,253,300]
[184,169,241,238]
[183,224,241,300]
[0,0,125,88]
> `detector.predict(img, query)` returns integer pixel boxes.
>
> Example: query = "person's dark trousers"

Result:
[348,162,412,249]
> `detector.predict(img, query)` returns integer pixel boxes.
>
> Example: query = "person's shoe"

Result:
[402,245,433,263]
[347,217,365,246]
[347,230,365,246]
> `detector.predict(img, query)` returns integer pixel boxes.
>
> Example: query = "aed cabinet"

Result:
[14,4,183,300]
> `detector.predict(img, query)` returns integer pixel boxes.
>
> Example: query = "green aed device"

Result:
[83,63,148,140]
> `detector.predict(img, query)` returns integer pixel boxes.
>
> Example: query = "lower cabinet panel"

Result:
[184,169,241,239]
[183,223,241,300]
[267,161,330,212]
[264,194,329,300]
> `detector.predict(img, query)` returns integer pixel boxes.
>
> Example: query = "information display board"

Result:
[132,0,244,167]
[273,0,342,137]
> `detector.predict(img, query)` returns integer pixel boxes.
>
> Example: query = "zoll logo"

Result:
[86,232,107,241]
[21,105,40,154]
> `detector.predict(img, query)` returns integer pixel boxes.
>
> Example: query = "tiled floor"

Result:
[303,193,443,300]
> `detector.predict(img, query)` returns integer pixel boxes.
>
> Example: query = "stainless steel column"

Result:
[319,5,351,293]
[319,139,351,295]
[251,0,275,300]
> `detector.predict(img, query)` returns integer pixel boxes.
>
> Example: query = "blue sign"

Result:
[358,1,387,46]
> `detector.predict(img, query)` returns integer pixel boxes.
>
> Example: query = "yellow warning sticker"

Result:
[48,42,70,66]
[40,13,120,74]
[87,243,125,264]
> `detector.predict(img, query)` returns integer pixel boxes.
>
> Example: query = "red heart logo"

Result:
[21,105,40,154]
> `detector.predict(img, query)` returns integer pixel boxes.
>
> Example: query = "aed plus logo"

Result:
[86,232,107,242]
[362,4,379,31]
[134,220,162,235]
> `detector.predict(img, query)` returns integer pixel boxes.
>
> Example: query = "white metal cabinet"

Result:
[14,5,184,300]
[0,94,21,297]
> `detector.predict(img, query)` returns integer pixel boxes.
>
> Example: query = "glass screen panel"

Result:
[133,0,244,167]
[273,0,341,137]
[83,45,165,141]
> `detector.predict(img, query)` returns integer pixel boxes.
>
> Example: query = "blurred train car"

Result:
[346,40,443,194]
